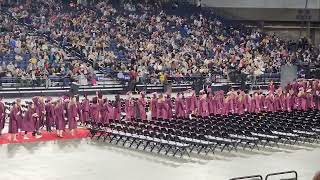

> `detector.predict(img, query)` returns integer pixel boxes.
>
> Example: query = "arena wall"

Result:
[202,0,320,9]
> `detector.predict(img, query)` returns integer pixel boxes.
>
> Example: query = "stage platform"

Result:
[0,138,319,180]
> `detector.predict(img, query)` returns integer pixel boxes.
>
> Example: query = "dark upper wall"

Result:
[202,0,320,9]
[211,8,320,22]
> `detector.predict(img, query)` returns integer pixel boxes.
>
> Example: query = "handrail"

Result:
[230,175,263,180]
[265,171,298,180]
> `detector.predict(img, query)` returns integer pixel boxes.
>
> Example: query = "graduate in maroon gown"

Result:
[222,96,230,115]
[54,99,66,138]
[243,92,251,113]
[265,93,275,112]
[227,89,237,114]
[30,97,42,137]
[106,99,114,123]
[150,93,158,120]
[102,98,114,125]
[100,98,109,125]
[236,91,245,115]
[137,92,147,120]
[217,91,225,114]
[157,94,167,119]
[306,89,315,110]
[113,95,121,120]
[298,88,307,111]
[197,90,209,117]
[125,92,135,120]
[165,93,173,120]
[175,92,186,118]
[185,90,193,115]
[0,97,5,135]
[314,90,320,111]
[90,97,101,124]
[21,102,38,139]
[75,95,82,124]
[81,95,90,124]
[9,99,23,141]
[38,97,46,129]
[268,81,275,94]
[253,92,261,113]
[287,90,296,112]
[68,97,78,136]
[45,97,55,132]
[207,92,215,116]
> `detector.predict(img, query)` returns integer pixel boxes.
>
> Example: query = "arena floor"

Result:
[0,138,319,180]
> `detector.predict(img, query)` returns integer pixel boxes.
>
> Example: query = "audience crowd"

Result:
[1,0,320,85]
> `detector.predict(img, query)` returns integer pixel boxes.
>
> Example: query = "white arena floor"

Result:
[0,138,319,180]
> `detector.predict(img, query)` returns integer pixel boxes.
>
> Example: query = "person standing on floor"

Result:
[113,95,121,120]
[9,99,23,141]
[125,92,134,120]
[268,80,275,94]
[54,99,66,138]
[150,93,158,120]
[90,97,101,125]
[105,99,114,124]
[137,92,147,120]
[165,93,173,120]
[38,97,46,129]
[45,97,55,132]
[197,90,209,117]
[157,94,167,120]
[175,92,186,118]
[0,97,5,135]
[31,97,42,137]
[265,93,275,112]
[21,102,38,139]
[81,95,90,124]
[68,97,79,136]
[298,87,307,111]
[75,95,82,124]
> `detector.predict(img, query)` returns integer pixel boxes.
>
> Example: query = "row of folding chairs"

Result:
[86,109,320,158]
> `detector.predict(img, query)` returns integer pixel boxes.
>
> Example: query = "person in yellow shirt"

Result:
[30,57,37,65]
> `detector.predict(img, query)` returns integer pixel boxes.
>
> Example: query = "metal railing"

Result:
[265,171,298,180]
[230,175,263,180]
[230,171,298,180]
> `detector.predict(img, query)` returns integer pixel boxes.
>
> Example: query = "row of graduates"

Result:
[124,87,320,120]
[2,82,320,141]
[0,93,123,141]
[1,96,80,141]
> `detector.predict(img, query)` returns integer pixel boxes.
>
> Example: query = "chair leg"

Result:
[143,141,150,150]
[96,132,105,140]
[150,142,157,152]
[157,144,165,153]
[197,145,204,154]
[136,140,143,149]
[165,146,172,155]
[129,139,137,148]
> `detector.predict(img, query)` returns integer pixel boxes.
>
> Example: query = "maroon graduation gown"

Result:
[45,103,55,129]
[54,104,65,130]
[81,99,90,123]
[90,104,100,123]
[0,102,5,130]
[21,107,37,132]
[9,105,22,133]
[137,98,147,120]
[68,103,78,129]
[150,98,158,119]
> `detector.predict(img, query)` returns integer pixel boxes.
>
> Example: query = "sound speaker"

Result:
[193,77,205,95]
[70,82,79,96]
[164,82,172,93]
